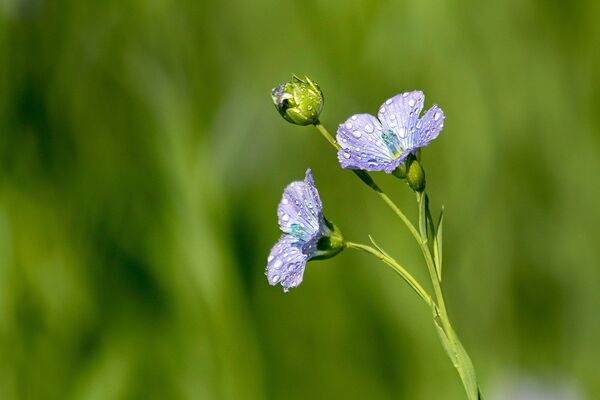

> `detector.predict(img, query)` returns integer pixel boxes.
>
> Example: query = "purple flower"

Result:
[336,91,445,173]
[266,169,343,292]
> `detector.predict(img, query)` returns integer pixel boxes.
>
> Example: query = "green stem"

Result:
[315,122,340,149]
[346,241,434,308]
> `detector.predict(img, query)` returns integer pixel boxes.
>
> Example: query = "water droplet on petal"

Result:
[351,115,358,121]
[343,152,351,159]
[352,131,362,138]
[345,122,352,129]
[282,198,289,205]
[380,107,386,113]
[271,274,280,283]
[408,99,415,107]
[434,112,441,121]
[268,255,274,262]
[386,99,392,105]
[273,259,282,270]
[365,124,374,133]
[402,92,409,97]
[282,214,289,221]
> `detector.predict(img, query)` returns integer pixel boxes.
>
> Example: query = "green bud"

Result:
[271,75,323,126]
[406,158,426,192]
[312,217,344,261]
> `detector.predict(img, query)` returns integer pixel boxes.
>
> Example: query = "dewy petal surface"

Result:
[415,105,445,148]
[378,91,424,151]
[277,169,323,243]
[265,235,307,292]
[336,113,402,172]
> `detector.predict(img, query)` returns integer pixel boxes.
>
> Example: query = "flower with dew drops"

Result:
[266,169,343,292]
[336,90,445,174]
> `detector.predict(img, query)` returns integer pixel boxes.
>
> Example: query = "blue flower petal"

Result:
[415,105,445,148]
[336,113,403,172]
[378,91,424,151]
[277,169,323,243]
[265,235,307,292]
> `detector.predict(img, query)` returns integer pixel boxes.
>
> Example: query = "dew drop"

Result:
[352,131,362,138]
[273,259,282,270]
[365,124,374,133]
[386,98,392,105]
[434,112,441,121]
[268,255,274,262]
[351,115,358,121]
[390,114,396,120]
[402,92,409,97]
[408,99,416,107]
[380,107,386,113]
[345,122,352,129]
[282,198,289,205]
[282,214,290,221]
[271,274,280,283]
[343,152,351,159]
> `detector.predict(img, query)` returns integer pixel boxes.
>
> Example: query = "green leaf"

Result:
[432,206,444,281]
[433,315,479,400]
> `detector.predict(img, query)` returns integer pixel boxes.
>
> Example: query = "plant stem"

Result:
[346,241,433,308]
[315,122,340,149]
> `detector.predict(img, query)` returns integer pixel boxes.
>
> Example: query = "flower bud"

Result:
[312,217,344,260]
[271,75,323,126]
[406,157,426,192]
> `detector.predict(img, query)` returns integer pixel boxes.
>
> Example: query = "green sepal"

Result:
[312,217,344,260]
[392,163,407,179]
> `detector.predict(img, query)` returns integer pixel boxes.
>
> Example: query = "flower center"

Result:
[381,129,402,158]
[289,223,306,238]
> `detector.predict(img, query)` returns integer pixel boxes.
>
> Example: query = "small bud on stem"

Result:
[406,156,426,192]
[271,75,324,126]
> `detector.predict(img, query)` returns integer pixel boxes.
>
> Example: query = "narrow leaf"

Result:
[433,315,479,400]
[432,206,444,281]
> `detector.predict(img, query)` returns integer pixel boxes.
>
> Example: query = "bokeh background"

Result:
[1,0,599,399]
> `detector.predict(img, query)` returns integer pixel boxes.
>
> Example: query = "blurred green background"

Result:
[1,0,599,399]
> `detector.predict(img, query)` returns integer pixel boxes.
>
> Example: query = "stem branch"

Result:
[346,241,434,308]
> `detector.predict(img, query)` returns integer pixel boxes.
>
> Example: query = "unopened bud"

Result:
[271,75,323,126]
[406,158,426,192]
